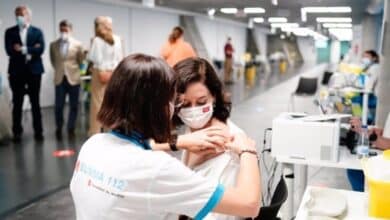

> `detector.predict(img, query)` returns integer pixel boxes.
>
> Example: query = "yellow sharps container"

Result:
[362,150,390,218]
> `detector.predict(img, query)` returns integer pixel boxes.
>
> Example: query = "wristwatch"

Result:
[169,134,178,151]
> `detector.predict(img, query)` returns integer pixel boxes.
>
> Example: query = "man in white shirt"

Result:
[4,5,45,142]
[50,20,84,140]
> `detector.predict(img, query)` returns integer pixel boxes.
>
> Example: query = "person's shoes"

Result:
[34,133,44,142]
[12,134,22,143]
[68,129,76,139]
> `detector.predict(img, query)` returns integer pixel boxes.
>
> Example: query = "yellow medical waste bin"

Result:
[362,150,390,218]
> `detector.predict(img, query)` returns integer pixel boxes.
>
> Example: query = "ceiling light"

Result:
[316,17,352,23]
[271,23,299,28]
[244,7,265,14]
[207,8,215,16]
[322,23,352,28]
[208,8,216,17]
[301,7,351,22]
[272,0,278,6]
[142,0,155,8]
[253,17,264,23]
[220,8,238,14]
[303,7,352,13]
[268,17,288,23]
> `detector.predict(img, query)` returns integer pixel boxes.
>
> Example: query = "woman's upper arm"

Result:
[160,43,170,59]
[88,38,100,65]
[213,187,260,217]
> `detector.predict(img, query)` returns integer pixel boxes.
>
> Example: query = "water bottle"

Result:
[356,125,370,159]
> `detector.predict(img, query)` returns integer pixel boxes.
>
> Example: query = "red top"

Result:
[224,43,234,58]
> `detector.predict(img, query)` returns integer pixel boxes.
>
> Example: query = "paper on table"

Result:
[300,114,352,122]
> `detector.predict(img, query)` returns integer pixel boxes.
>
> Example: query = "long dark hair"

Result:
[169,26,184,44]
[364,50,380,63]
[98,54,176,142]
[173,57,231,124]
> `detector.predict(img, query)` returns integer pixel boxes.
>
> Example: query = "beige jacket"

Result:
[50,37,84,86]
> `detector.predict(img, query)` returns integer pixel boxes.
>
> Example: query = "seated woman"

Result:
[173,57,256,220]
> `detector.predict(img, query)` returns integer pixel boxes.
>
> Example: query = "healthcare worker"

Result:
[70,54,261,220]
[172,57,250,220]
[362,50,380,96]
[351,50,380,124]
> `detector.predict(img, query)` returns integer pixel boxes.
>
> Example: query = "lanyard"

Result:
[110,130,151,150]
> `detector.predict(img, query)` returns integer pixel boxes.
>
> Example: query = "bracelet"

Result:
[239,149,258,158]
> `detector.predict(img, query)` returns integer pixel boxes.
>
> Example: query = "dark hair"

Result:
[59,19,72,29]
[169,26,184,44]
[364,50,380,63]
[98,54,176,143]
[173,57,231,124]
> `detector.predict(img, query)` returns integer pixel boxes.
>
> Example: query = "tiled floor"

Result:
[2,62,352,219]
[0,108,87,218]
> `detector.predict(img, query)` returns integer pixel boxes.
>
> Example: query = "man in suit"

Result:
[50,20,84,140]
[5,5,45,142]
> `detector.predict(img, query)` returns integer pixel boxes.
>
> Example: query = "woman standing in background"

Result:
[87,16,124,136]
[161,26,196,67]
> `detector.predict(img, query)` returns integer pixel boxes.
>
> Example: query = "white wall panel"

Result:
[254,27,268,55]
[297,37,317,64]
[195,16,247,61]
[130,8,179,56]
[194,16,218,59]
[54,0,130,54]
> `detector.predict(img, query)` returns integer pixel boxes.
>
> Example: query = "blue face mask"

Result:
[16,16,25,28]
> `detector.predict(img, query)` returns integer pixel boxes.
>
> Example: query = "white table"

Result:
[296,186,383,220]
[275,147,382,220]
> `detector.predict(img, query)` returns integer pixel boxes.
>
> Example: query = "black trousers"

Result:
[9,72,43,136]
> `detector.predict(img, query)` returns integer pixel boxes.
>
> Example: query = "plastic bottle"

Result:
[356,125,370,159]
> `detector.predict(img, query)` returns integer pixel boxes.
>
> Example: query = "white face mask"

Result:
[362,57,372,67]
[178,103,213,129]
[16,16,25,28]
[60,32,69,41]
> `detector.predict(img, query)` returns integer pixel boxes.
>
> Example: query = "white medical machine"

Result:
[271,113,351,163]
